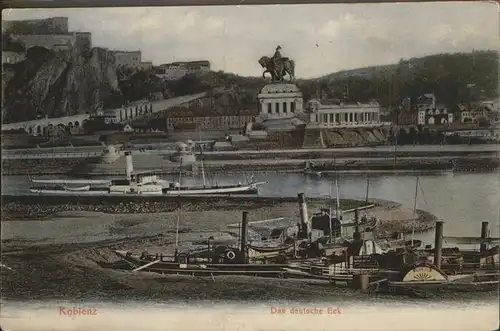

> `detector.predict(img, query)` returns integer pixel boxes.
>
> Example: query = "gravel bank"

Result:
[1,197,365,220]
[1,200,492,302]
[1,196,435,235]
[0,195,462,303]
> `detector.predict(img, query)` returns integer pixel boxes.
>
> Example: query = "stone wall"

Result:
[11,34,76,50]
[112,51,142,68]
[301,127,388,148]
[302,128,325,148]
[3,17,69,35]
[321,127,388,147]
[235,129,305,150]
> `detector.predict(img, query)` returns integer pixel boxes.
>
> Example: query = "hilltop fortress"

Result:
[2,17,151,71]
[2,17,92,57]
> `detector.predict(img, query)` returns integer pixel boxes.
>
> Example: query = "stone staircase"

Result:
[302,128,326,148]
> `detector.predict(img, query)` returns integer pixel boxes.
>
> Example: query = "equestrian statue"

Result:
[258,45,296,83]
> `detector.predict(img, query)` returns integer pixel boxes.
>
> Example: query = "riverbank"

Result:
[1,196,436,236]
[2,154,499,176]
[2,196,437,302]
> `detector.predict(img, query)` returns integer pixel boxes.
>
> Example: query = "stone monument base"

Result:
[257,83,303,119]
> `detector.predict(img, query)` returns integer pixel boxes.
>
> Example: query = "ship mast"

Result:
[334,158,341,240]
[410,176,419,246]
[174,157,183,258]
[365,174,370,205]
[335,158,340,220]
[198,128,207,187]
[329,182,333,243]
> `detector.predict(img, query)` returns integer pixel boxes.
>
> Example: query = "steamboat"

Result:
[110,191,499,295]
[29,151,265,196]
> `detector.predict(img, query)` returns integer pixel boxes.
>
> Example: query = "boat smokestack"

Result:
[434,221,444,269]
[125,151,133,179]
[241,211,249,263]
[480,221,489,252]
[297,193,310,239]
[353,208,361,240]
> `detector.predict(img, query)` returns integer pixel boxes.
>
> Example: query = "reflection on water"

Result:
[2,172,499,240]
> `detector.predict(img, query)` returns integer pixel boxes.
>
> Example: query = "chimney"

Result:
[125,151,133,179]
[241,211,249,263]
[297,193,310,239]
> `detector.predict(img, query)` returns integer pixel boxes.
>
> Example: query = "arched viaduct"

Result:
[1,92,209,136]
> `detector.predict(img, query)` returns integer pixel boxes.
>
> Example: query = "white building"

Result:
[306,99,381,127]
[417,106,454,125]
[414,93,454,125]
[122,124,134,132]
[155,61,210,81]
[257,84,303,119]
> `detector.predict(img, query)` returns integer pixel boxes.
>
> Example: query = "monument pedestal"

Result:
[257,83,303,120]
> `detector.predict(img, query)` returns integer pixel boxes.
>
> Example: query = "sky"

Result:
[2,2,499,79]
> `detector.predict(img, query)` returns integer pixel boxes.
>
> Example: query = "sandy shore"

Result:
[1,197,435,235]
[0,195,447,302]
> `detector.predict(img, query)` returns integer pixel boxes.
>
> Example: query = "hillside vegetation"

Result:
[298,50,499,107]
[3,49,498,123]
[174,51,499,109]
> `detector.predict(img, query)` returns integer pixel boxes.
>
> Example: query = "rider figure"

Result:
[272,45,284,80]
[273,46,283,65]
[274,45,283,59]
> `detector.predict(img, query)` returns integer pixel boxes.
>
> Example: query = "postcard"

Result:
[1,1,499,331]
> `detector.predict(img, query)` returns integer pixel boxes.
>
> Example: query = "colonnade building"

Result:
[306,99,381,127]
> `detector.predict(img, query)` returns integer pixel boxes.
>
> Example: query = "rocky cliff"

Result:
[2,45,122,123]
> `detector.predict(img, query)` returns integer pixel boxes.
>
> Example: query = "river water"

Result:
[2,171,499,239]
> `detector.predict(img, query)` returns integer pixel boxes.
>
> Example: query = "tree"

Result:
[476,116,490,128]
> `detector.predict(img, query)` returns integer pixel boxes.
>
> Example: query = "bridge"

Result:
[1,92,208,136]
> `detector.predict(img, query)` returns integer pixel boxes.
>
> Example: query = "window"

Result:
[291,102,296,113]
[267,103,272,114]
[275,103,280,113]
[283,102,287,113]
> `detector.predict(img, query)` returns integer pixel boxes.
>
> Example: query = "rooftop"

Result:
[308,99,380,109]
[166,105,258,118]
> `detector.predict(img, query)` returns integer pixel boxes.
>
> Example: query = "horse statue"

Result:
[258,56,295,83]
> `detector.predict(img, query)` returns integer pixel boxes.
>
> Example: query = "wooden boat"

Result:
[248,243,295,253]
[304,169,322,176]
[114,250,287,277]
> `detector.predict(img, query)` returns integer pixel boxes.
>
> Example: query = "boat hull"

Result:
[163,184,259,195]
[29,183,261,196]
[31,179,111,185]
[114,250,287,276]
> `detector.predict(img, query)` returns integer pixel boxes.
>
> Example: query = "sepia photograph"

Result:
[1,1,499,330]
